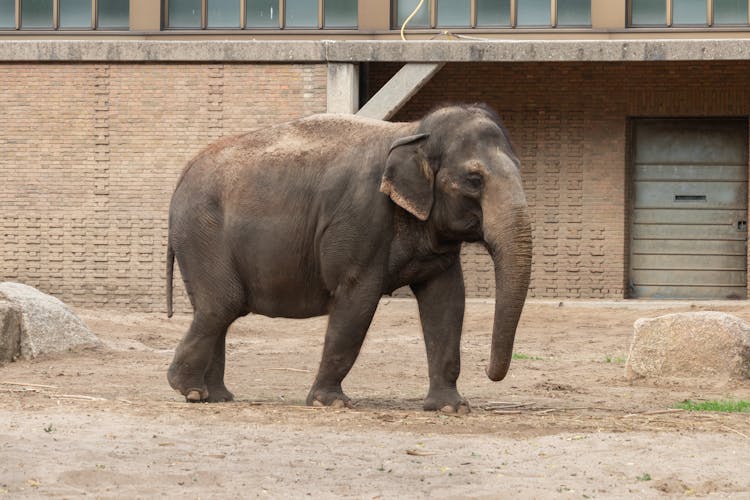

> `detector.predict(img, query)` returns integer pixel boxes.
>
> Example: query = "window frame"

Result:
[0,0,129,30]
[628,0,750,27]
[163,0,358,30]
[392,0,592,29]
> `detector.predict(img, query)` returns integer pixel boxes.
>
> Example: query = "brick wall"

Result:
[3,59,750,311]
[0,63,326,312]
[369,61,750,299]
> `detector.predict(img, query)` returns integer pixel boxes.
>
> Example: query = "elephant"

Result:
[165,103,532,413]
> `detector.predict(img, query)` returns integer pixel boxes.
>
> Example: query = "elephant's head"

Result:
[381,104,532,381]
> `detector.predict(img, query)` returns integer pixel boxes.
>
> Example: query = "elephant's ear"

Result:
[380,133,433,221]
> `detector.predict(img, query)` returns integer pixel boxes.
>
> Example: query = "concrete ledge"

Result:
[0,40,327,62]
[1,39,750,62]
[331,39,750,62]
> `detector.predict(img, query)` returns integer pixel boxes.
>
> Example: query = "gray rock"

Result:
[0,282,101,362]
[0,300,22,363]
[626,311,750,380]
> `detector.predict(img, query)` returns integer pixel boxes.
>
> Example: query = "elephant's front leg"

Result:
[306,276,382,408]
[411,260,469,414]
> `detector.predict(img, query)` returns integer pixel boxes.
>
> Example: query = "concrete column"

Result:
[357,63,444,121]
[327,63,360,114]
[358,0,391,31]
[591,0,626,30]
[130,0,162,31]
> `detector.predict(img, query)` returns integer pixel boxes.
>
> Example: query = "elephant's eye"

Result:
[465,172,483,190]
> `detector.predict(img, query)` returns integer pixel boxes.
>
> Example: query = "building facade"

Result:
[2,1,750,311]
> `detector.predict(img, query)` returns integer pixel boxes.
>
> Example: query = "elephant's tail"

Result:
[166,242,174,318]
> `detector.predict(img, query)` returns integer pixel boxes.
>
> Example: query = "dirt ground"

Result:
[2,299,750,498]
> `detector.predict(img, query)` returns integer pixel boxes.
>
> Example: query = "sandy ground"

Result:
[1,299,750,498]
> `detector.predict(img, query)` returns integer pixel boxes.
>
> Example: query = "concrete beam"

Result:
[357,63,444,121]
[2,39,750,63]
[0,40,327,62]
[326,39,750,62]
[327,63,359,114]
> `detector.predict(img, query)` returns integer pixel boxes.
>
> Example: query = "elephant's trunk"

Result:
[482,175,532,382]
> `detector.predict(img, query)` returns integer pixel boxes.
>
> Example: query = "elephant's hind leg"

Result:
[168,309,237,402]
[203,333,234,402]
[167,250,245,402]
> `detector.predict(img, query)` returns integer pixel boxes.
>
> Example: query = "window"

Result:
[629,0,750,26]
[0,0,13,28]
[517,0,550,26]
[394,0,590,28]
[0,0,128,29]
[396,0,430,27]
[324,0,356,27]
[476,0,510,26]
[556,0,590,26]
[165,0,357,28]
[437,0,470,27]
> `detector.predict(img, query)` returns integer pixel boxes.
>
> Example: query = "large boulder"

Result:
[0,282,101,363]
[626,311,750,380]
[0,299,23,363]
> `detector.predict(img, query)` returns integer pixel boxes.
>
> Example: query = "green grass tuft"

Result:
[512,352,544,361]
[604,355,626,364]
[673,399,750,413]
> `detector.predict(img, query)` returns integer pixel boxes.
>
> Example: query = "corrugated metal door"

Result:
[630,119,748,299]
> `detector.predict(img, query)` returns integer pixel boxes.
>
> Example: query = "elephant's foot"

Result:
[185,388,209,403]
[424,389,471,414]
[168,361,209,403]
[306,386,354,409]
[182,387,234,403]
[205,384,234,403]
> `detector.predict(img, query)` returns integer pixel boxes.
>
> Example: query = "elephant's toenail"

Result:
[186,390,203,402]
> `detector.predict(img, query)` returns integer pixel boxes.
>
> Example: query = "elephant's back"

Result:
[180,114,409,195]
[234,113,407,168]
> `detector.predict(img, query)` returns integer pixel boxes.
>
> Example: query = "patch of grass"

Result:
[512,352,544,361]
[43,424,54,433]
[605,355,626,364]
[673,399,750,413]
[636,473,652,482]
[604,355,626,364]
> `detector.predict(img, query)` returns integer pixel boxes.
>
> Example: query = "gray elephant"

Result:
[166,104,531,413]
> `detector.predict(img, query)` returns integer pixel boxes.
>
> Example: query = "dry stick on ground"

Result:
[483,402,534,410]
[267,368,312,373]
[623,409,685,418]
[1,381,59,389]
[721,425,749,439]
[406,449,438,456]
[487,405,612,415]
[57,394,108,401]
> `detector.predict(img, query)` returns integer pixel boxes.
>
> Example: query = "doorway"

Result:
[629,118,748,299]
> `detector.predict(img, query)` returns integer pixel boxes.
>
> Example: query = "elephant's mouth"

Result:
[463,218,483,241]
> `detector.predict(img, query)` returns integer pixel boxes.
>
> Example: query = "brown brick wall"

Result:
[0,63,326,312]
[3,60,750,311]
[370,61,750,299]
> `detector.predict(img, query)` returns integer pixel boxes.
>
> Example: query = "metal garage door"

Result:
[630,119,748,299]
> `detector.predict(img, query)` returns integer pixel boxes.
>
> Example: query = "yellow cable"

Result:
[400,0,426,41]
